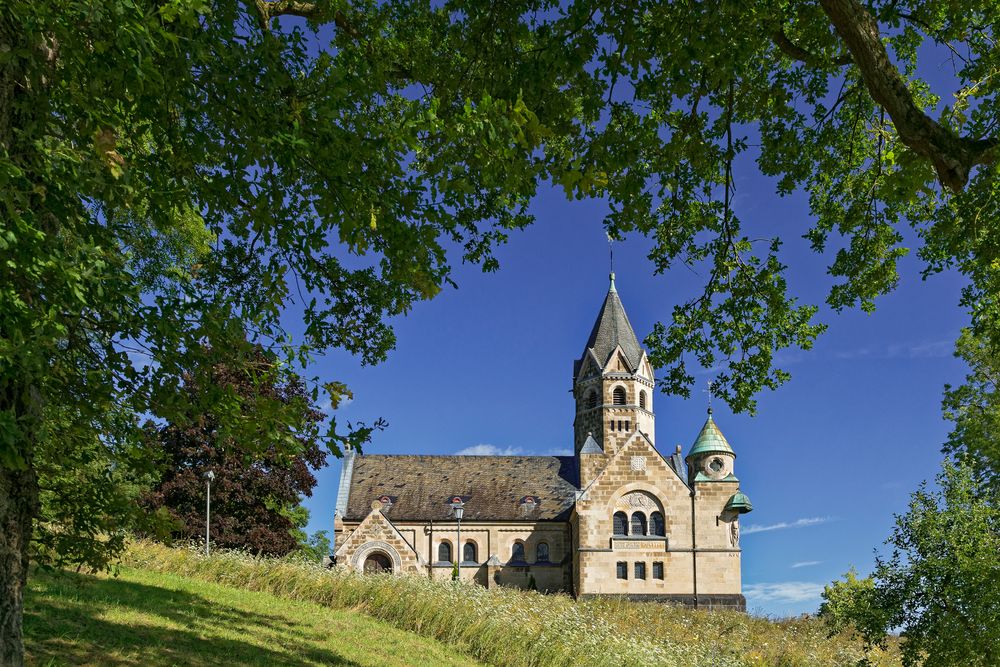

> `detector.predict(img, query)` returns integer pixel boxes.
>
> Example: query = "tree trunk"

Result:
[1,11,44,663]
[0,462,37,667]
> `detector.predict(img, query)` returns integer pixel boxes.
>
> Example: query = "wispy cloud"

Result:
[742,517,831,535]
[791,560,823,569]
[744,582,825,604]
[319,396,353,414]
[455,444,524,456]
[835,339,952,361]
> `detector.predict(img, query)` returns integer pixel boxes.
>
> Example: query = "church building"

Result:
[332,273,753,610]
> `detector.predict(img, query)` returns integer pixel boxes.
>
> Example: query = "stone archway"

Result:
[363,552,393,574]
[351,540,403,574]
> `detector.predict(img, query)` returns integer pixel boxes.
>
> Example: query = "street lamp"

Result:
[204,470,215,556]
[450,497,464,580]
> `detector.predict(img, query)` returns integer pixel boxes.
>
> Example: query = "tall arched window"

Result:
[438,541,452,563]
[536,542,550,562]
[650,511,665,537]
[639,390,647,410]
[511,542,525,562]
[587,390,598,409]
[463,541,477,563]
[612,386,627,405]
[630,512,647,536]
[613,511,628,535]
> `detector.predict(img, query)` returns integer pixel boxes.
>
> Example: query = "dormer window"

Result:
[520,495,538,513]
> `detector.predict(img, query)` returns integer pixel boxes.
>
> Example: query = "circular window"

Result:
[709,457,724,473]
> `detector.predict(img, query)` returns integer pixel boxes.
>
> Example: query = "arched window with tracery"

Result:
[587,390,598,409]
[630,511,647,536]
[463,541,477,563]
[536,542,550,562]
[438,541,452,563]
[650,511,665,536]
[613,511,628,535]
[511,541,525,562]
[612,386,627,405]
[639,390,647,410]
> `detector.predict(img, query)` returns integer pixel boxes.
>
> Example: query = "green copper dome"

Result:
[686,411,735,460]
[725,490,753,514]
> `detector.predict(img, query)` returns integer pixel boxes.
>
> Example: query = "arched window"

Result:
[631,512,647,536]
[438,541,452,563]
[463,541,477,563]
[536,542,550,562]
[613,511,628,535]
[511,542,525,562]
[587,390,598,409]
[639,390,647,410]
[612,386,627,405]
[650,511,665,537]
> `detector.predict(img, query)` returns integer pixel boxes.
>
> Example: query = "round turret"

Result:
[685,409,736,483]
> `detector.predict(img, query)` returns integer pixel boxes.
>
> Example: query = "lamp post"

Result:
[204,470,215,556]
[450,497,464,580]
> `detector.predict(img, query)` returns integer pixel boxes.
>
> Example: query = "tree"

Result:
[942,329,1000,483]
[2,1,555,661]
[821,461,1000,666]
[5,0,1000,662]
[143,350,328,557]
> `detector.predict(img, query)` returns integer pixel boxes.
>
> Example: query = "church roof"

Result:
[578,274,644,373]
[342,455,579,522]
[686,411,735,459]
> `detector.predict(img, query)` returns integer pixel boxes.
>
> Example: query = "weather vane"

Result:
[703,379,715,413]
[607,232,614,274]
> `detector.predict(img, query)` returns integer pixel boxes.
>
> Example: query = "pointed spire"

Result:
[578,275,642,370]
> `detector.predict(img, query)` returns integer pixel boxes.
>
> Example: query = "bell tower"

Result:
[573,273,656,462]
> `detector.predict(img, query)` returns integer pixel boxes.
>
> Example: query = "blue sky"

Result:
[301,178,968,617]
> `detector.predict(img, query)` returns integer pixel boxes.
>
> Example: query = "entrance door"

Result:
[363,552,393,574]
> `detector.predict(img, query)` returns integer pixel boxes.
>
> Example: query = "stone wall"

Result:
[573,433,742,603]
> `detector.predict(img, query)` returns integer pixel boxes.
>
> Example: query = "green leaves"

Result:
[823,461,1000,666]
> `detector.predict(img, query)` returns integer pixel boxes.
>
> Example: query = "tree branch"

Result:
[770,27,852,68]
[252,0,321,32]
[819,0,998,192]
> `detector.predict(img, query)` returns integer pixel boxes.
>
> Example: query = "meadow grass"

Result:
[106,540,901,667]
[23,564,479,666]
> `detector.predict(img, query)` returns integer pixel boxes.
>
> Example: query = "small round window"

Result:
[709,457,724,472]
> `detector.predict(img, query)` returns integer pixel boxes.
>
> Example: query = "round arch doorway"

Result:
[363,552,393,574]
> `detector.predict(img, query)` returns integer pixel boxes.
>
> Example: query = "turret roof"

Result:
[578,273,643,371]
[686,411,735,459]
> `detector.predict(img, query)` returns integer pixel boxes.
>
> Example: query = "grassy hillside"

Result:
[25,541,901,666]
[23,566,478,666]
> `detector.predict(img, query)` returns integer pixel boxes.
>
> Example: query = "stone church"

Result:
[332,273,753,610]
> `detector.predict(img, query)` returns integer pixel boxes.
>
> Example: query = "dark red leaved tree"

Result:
[143,350,327,556]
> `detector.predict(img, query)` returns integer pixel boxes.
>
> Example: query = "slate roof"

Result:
[343,455,580,522]
[577,275,644,373]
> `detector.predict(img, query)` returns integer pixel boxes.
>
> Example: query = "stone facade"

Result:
[332,274,752,610]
